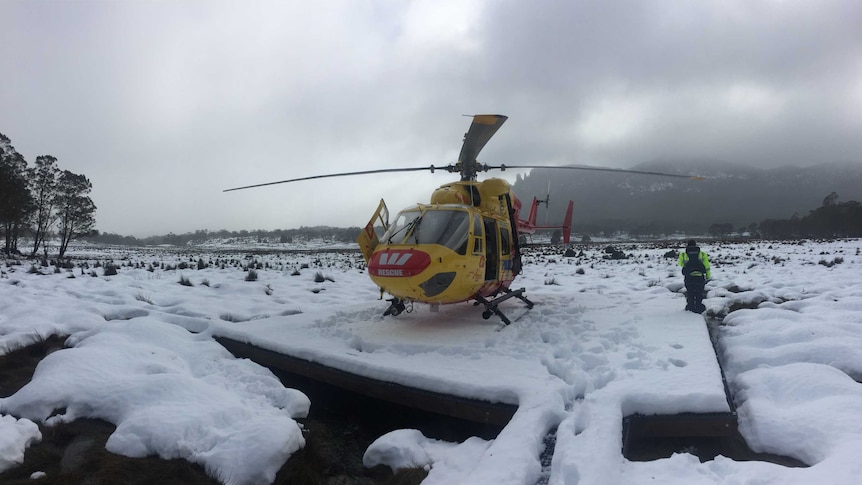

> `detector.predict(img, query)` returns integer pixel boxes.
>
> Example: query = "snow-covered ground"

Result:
[2,239,862,484]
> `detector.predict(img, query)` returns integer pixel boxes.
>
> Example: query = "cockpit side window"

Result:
[472,212,483,253]
[500,223,511,255]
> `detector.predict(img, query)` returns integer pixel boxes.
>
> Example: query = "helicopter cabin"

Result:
[362,178,519,305]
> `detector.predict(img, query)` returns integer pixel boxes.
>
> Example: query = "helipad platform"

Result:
[211,293,734,438]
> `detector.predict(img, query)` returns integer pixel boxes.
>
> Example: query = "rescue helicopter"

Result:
[225,114,700,325]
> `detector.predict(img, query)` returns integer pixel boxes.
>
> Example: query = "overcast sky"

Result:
[3,0,861,237]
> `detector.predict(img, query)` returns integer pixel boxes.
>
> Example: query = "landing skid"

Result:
[474,287,534,326]
[381,289,534,326]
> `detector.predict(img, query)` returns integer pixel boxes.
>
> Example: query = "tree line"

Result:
[757,192,862,239]
[1,133,97,258]
[86,226,362,247]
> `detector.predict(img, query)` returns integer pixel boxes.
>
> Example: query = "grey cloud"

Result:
[2,0,861,236]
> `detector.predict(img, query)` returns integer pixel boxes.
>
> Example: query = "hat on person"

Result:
[687,239,697,247]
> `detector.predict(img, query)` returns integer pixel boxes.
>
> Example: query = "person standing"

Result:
[678,239,710,313]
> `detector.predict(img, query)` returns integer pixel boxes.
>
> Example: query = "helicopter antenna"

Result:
[542,180,551,224]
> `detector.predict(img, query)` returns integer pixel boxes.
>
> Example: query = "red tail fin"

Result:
[563,200,574,244]
[528,197,538,226]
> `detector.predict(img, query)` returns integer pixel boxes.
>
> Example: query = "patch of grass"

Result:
[0,335,67,398]
[313,272,335,283]
[178,274,193,286]
[245,269,258,282]
[818,257,844,268]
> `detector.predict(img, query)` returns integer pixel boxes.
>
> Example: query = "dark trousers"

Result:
[684,276,706,313]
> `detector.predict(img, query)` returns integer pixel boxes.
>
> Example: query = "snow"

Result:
[2,239,862,484]
[0,414,41,473]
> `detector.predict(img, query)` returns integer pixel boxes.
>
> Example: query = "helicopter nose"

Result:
[369,249,431,277]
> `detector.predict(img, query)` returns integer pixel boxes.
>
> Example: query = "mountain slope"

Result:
[510,160,862,233]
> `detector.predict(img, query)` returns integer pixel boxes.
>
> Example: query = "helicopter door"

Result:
[357,199,389,263]
[483,218,499,281]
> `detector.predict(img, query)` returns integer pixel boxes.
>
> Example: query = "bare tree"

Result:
[28,155,60,256]
[55,170,97,258]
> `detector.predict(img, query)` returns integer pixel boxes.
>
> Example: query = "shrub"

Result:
[104,263,118,276]
[178,274,193,286]
[314,272,326,283]
[245,269,258,282]
[197,258,207,270]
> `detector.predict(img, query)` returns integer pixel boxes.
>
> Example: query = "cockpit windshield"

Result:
[382,210,421,244]
[383,209,471,255]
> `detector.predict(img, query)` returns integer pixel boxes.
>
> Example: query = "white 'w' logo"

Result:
[379,253,412,266]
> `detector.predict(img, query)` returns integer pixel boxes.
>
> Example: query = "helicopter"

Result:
[517,193,575,245]
[226,114,701,325]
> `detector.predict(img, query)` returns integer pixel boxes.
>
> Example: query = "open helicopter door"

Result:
[357,199,389,263]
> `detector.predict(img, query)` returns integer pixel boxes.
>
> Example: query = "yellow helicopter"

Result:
[226,114,699,325]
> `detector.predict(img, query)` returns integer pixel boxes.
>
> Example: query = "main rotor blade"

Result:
[223,166,439,192]
[488,164,705,180]
[457,114,508,180]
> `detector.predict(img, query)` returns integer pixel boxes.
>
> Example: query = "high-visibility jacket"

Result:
[678,249,711,279]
